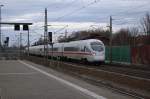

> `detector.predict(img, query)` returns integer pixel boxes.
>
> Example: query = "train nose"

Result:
[95,52,104,56]
[93,53,105,61]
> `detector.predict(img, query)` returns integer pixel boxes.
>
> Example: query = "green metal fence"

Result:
[105,46,131,63]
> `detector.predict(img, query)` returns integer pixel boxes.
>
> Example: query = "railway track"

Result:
[24,55,150,98]
[53,62,150,99]
[23,54,150,80]
[97,65,150,79]
[60,60,150,80]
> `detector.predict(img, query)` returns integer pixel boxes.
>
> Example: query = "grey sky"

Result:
[1,0,150,45]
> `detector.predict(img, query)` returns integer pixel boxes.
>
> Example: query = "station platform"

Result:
[0,60,134,99]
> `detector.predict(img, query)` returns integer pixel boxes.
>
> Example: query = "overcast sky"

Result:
[1,0,150,45]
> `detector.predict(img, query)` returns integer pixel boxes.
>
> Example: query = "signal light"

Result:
[14,24,20,31]
[23,24,29,31]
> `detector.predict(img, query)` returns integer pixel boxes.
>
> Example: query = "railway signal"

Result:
[14,24,29,31]
[4,37,9,47]
[48,32,52,43]
[0,22,32,56]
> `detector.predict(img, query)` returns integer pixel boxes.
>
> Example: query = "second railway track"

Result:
[60,60,150,80]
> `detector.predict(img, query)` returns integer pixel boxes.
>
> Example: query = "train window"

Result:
[49,48,52,51]
[39,48,42,51]
[53,48,58,51]
[64,47,79,51]
[84,47,91,52]
[81,48,84,52]
[91,42,104,52]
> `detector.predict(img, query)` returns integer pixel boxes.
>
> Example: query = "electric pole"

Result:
[0,4,4,47]
[109,16,113,63]
[27,27,30,56]
[17,37,19,48]
[65,29,68,39]
[20,33,22,58]
[44,8,48,64]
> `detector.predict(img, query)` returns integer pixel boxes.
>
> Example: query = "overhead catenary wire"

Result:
[100,3,150,31]
[50,0,77,9]
[91,1,150,26]
[18,0,150,42]
[30,0,101,34]
[109,2,150,23]
[54,0,101,21]
[112,2,150,17]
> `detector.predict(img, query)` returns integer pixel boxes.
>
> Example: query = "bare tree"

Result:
[128,27,139,46]
[141,13,150,35]
[113,28,131,46]
[58,28,110,43]
[128,27,139,37]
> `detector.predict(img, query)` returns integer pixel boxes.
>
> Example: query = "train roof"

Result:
[29,39,104,48]
[57,39,103,44]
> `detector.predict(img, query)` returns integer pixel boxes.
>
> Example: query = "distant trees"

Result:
[112,28,131,45]
[32,37,44,46]
[57,27,140,46]
[141,13,150,35]
[140,13,150,44]
[128,27,139,46]
[31,13,150,46]
[128,27,139,37]
[58,29,110,44]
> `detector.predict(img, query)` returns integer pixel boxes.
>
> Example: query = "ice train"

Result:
[26,39,105,63]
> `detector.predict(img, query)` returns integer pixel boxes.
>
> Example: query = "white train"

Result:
[26,39,105,63]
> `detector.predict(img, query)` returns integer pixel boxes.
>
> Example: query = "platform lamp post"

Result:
[0,4,4,47]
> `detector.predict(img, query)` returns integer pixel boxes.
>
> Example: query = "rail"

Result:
[24,55,150,99]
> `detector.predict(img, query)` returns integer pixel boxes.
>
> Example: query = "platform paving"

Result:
[0,60,135,99]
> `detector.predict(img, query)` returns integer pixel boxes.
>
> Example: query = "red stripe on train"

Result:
[48,51,92,55]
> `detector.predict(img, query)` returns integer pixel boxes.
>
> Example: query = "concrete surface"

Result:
[0,60,135,99]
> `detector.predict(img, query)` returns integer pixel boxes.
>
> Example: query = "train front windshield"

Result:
[90,42,104,52]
